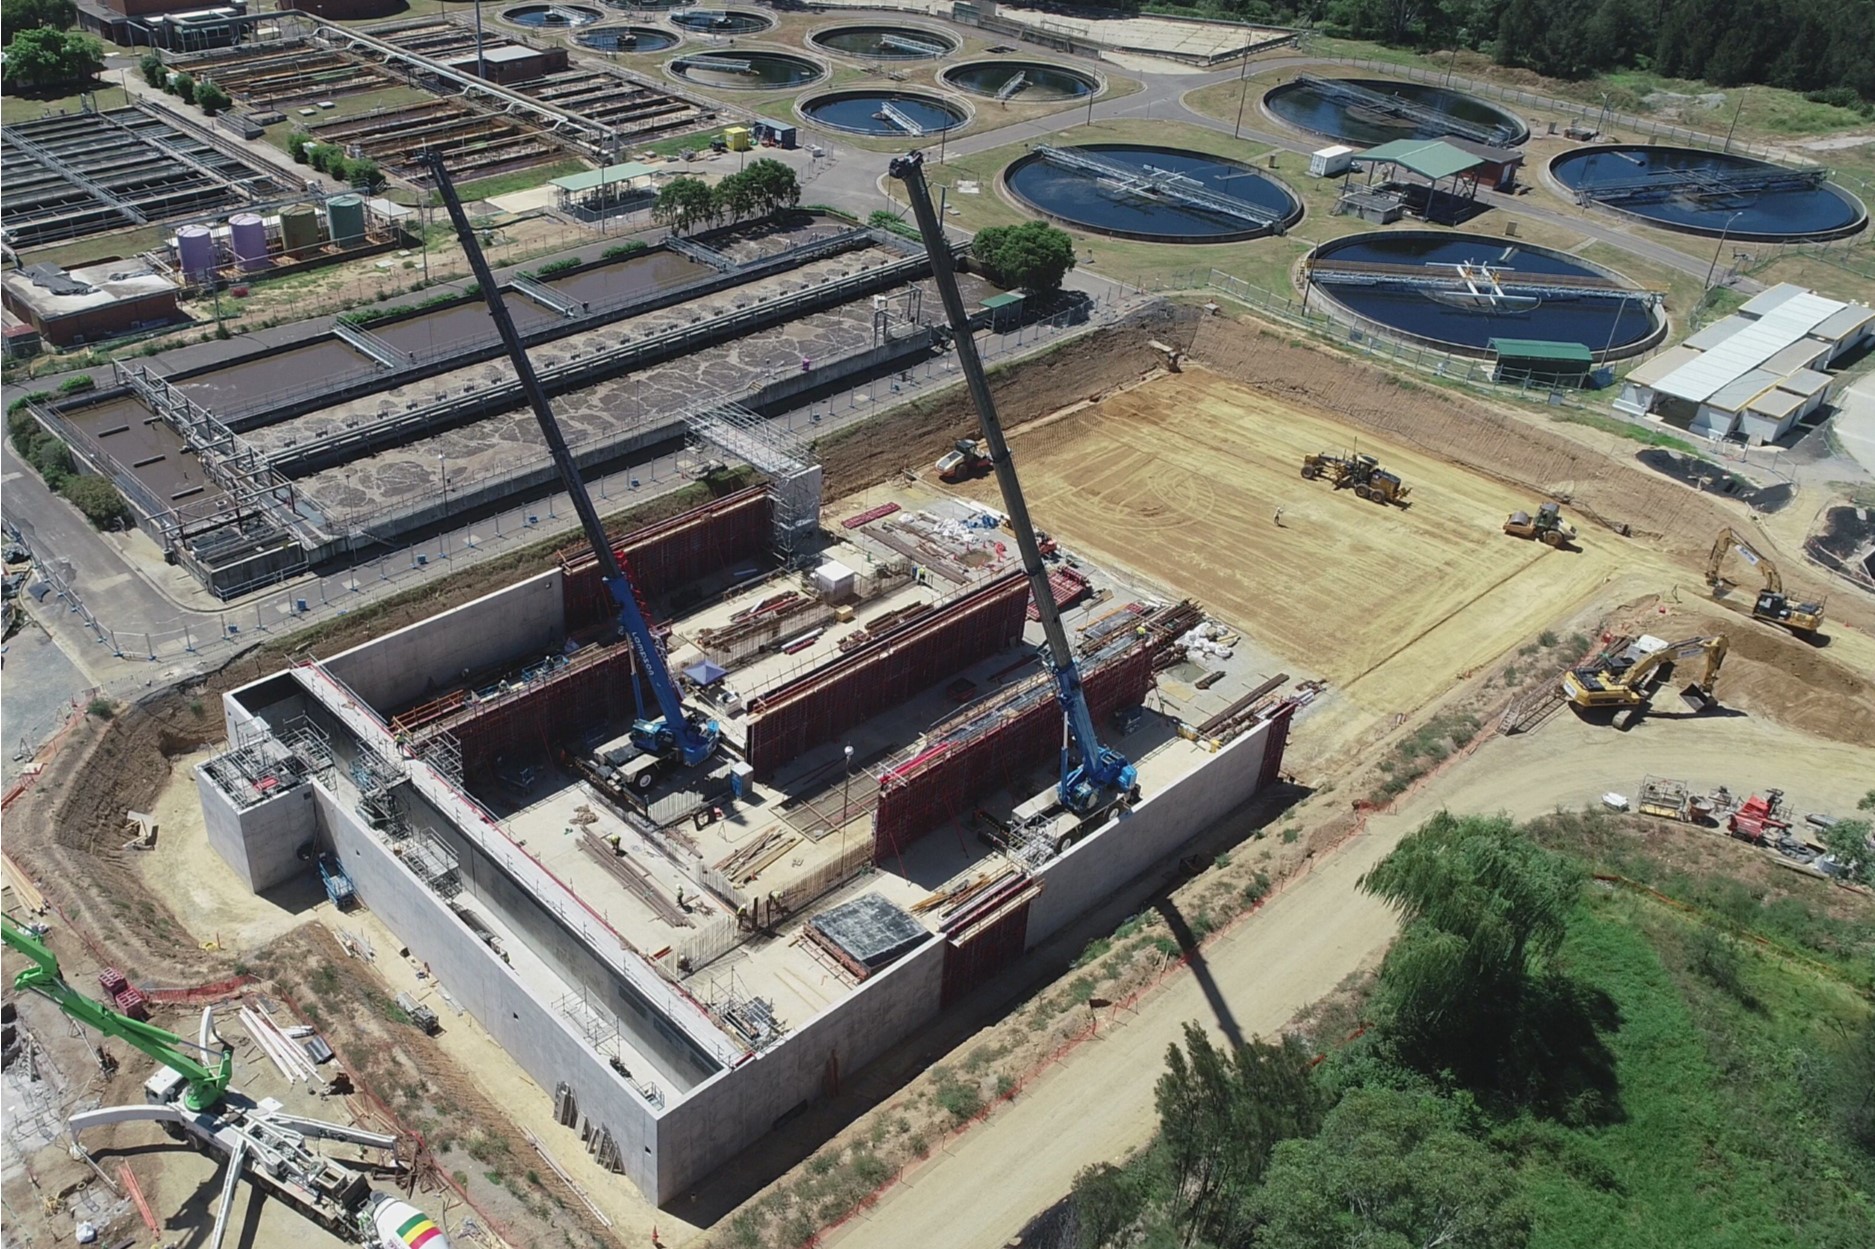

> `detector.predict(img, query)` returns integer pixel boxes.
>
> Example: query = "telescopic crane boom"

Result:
[889,151,1136,815]
[3,915,232,1112]
[420,150,718,767]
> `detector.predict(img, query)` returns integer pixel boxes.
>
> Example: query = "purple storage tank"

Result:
[230,213,269,272]
[176,225,216,280]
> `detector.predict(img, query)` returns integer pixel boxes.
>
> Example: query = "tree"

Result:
[60,476,131,530]
[194,79,230,117]
[1154,1023,1321,1246]
[172,72,195,105]
[743,157,799,214]
[344,156,382,190]
[971,221,1077,294]
[286,130,312,163]
[1,0,75,43]
[653,176,717,234]
[1820,818,1872,885]
[139,51,166,88]
[1253,1087,1532,1249]
[713,170,760,223]
[1359,812,1582,1068]
[1,27,102,93]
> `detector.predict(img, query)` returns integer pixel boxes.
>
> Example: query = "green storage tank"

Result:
[280,204,322,255]
[327,194,366,246]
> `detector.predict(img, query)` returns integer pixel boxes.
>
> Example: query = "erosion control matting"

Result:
[805,893,927,979]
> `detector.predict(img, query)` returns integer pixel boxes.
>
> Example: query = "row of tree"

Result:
[1069,806,1875,1246]
[137,53,231,117]
[1131,0,1875,100]
[285,131,382,191]
[651,159,802,234]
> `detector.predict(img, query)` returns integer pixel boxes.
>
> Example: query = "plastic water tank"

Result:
[326,194,366,246]
[279,204,322,255]
[176,225,215,280]
[230,213,269,272]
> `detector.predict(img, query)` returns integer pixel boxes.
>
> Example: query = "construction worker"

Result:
[1273,505,1285,527]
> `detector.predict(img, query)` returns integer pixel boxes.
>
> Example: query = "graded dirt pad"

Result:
[961,367,1624,717]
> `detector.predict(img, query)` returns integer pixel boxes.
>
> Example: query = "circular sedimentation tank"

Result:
[1003,143,1299,242]
[1264,76,1527,148]
[1303,231,1665,359]
[578,24,677,53]
[800,90,966,136]
[670,49,823,89]
[669,8,773,35]
[809,24,958,60]
[1549,144,1866,242]
[503,3,602,28]
[943,60,1097,101]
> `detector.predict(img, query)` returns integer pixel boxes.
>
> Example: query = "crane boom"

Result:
[419,151,717,767]
[3,916,232,1112]
[889,151,1136,815]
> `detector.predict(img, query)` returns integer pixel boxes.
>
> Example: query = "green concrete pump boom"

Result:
[2,915,232,1112]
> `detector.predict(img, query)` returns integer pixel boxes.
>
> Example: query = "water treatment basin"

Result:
[800,90,966,136]
[1550,144,1866,242]
[670,50,823,90]
[670,8,773,35]
[578,24,678,53]
[943,60,1098,102]
[1004,143,1299,242]
[503,3,602,28]
[809,24,958,61]
[1264,75,1527,148]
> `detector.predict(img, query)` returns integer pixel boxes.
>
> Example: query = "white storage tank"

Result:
[812,559,857,601]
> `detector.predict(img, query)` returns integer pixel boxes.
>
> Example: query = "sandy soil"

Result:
[959,367,1626,719]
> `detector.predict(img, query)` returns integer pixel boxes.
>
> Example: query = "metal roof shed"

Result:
[1490,338,1592,385]
[1354,139,1487,223]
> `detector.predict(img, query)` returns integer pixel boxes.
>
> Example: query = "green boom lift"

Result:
[3,914,232,1112]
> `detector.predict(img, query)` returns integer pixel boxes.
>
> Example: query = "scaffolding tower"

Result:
[1033,144,1288,231]
[686,399,822,563]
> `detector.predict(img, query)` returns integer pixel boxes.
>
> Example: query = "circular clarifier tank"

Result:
[800,90,966,136]
[944,60,1098,101]
[503,3,601,28]
[1304,231,1666,359]
[670,8,773,35]
[1550,144,1866,242]
[669,49,822,89]
[1264,76,1527,148]
[1004,143,1299,242]
[810,24,957,60]
[578,24,677,53]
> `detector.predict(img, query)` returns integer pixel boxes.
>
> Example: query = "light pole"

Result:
[1233,59,1253,140]
[438,453,449,558]
[1705,210,1745,290]
[841,745,855,859]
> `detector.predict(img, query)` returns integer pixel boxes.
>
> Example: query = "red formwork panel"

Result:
[940,895,1032,1008]
[872,646,1154,863]
[743,573,1030,780]
[454,644,639,776]
[561,487,772,632]
[1258,699,1297,788]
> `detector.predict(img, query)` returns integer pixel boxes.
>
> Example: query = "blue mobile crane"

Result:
[421,151,719,773]
[889,152,1137,817]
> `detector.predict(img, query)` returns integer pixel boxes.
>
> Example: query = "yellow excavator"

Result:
[1562,634,1728,728]
[1300,451,1411,504]
[1706,528,1823,635]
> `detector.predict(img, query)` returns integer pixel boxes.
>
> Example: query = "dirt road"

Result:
[966,369,1626,720]
[822,795,1417,1249]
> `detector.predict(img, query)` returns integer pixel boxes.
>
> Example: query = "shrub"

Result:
[172,72,195,105]
[56,373,94,394]
[194,79,230,117]
[932,1067,984,1123]
[61,474,131,529]
[601,241,647,260]
[87,698,115,720]
[139,51,165,88]
[536,257,579,277]
[287,131,312,163]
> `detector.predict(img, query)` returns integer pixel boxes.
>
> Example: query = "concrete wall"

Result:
[1026,721,1278,948]
[657,933,945,1201]
[315,786,667,1197]
[321,569,566,717]
[195,766,319,894]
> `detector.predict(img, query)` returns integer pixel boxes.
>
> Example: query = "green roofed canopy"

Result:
[1488,338,1594,364]
[551,162,658,194]
[1355,139,1485,182]
[981,293,1025,310]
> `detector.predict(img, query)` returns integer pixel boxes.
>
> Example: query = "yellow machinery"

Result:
[1300,451,1411,504]
[1562,634,1728,727]
[1706,527,1823,634]
[1504,502,1577,548]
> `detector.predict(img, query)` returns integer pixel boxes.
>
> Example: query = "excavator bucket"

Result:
[1679,683,1711,713]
